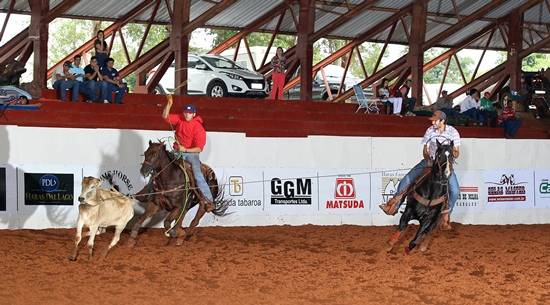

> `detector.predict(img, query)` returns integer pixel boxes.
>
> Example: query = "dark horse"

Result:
[387,140,455,254]
[128,141,229,246]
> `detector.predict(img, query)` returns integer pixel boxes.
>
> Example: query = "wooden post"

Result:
[507,11,523,92]
[172,0,190,96]
[296,0,315,100]
[29,0,49,91]
[407,0,427,104]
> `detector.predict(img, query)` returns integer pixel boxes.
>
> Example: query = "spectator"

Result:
[269,47,286,100]
[399,79,416,116]
[83,56,104,102]
[100,58,125,104]
[480,91,498,126]
[52,61,79,102]
[94,30,109,68]
[378,78,402,116]
[459,88,484,125]
[498,97,521,138]
[70,55,94,103]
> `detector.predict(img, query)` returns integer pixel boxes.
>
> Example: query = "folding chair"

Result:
[353,84,379,114]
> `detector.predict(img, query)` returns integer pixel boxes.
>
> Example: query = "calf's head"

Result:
[78,176,101,203]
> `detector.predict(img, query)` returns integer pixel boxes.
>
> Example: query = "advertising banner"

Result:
[484,170,534,208]
[263,169,318,215]
[454,170,483,210]
[317,170,370,214]
[535,170,550,208]
[219,168,265,215]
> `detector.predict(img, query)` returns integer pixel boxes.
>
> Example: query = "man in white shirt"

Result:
[379,110,460,229]
[459,88,484,125]
[52,61,79,102]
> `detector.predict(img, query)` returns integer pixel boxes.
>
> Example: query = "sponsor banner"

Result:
[484,170,534,208]
[454,170,483,209]
[535,170,550,208]
[0,167,5,211]
[263,169,318,215]
[318,170,370,214]
[370,169,409,215]
[82,166,148,196]
[17,165,81,211]
[24,173,75,205]
[219,168,264,214]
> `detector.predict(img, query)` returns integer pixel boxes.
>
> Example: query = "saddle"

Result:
[379,165,448,215]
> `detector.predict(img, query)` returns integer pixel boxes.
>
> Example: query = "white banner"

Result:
[263,169,318,215]
[370,169,409,217]
[535,170,550,208]
[454,170,483,210]
[218,168,265,215]
[317,170,370,214]
[484,169,535,208]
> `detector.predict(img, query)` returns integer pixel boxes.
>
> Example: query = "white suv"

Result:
[150,55,268,98]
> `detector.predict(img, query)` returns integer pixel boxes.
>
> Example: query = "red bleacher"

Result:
[1,89,548,139]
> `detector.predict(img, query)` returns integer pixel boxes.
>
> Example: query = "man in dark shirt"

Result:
[84,56,103,102]
[100,58,126,104]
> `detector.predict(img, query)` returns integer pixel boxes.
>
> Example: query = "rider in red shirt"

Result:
[162,95,214,212]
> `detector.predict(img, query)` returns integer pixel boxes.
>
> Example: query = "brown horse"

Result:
[128,140,229,246]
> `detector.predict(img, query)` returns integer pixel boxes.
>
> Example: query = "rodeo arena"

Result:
[2,0,550,304]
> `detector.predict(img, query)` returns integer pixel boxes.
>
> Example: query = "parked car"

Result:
[284,65,364,100]
[149,54,268,98]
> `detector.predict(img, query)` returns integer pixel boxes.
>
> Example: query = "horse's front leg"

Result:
[128,201,159,248]
[406,208,441,254]
[387,202,414,252]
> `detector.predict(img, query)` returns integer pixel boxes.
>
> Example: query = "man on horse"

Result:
[379,110,460,229]
[162,95,214,212]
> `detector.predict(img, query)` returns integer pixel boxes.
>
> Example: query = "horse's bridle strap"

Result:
[413,192,447,207]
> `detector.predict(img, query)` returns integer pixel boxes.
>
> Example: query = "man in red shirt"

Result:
[162,95,214,211]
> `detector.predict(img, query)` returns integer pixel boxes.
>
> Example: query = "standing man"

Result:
[100,58,126,104]
[162,95,215,212]
[379,110,460,229]
[399,79,416,116]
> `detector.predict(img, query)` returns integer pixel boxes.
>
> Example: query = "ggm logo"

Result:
[229,176,243,196]
[334,178,355,199]
[39,174,60,192]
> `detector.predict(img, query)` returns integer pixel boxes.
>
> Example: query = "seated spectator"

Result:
[69,55,94,102]
[498,97,521,138]
[52,61,79,102]
[479,91,498,126]
[84,56,104,102]
[100,58,126,104]
[399,79,416,116]
[378,78,402,116]
[459,88,484,125]
[94,30,109,68]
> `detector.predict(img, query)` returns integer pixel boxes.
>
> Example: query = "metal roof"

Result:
[1,0,550,52]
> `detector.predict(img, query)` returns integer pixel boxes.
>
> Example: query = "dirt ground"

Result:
[0,224,549,305]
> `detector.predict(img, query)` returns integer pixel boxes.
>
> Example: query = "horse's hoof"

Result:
[419,245,428,252]
[404,246,412,255]
[175,238,184,246]
[68,255,77,261]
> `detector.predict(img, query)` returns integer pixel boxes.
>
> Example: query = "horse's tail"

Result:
[212,187,231,217]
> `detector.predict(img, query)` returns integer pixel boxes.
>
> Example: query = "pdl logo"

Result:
[334,178,355,199]
[39,174,59,192]
[229,176,243,196]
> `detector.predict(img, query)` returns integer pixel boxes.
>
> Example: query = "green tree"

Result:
[522,53,550,72]
[423,48,475,84]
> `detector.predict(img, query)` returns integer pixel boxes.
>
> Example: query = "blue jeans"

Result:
[462,108,484,123]
[394,159,459,213]
[503,119,521,138]
[101,82,125,104]
[85,80,100,101]
[175,152,213,202]
[54,80,79,102]
[77,81,93,100]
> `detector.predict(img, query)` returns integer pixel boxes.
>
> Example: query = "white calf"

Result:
[69,176,135,261]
